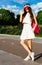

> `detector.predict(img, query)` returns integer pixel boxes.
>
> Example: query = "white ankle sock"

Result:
[31,52,35,61]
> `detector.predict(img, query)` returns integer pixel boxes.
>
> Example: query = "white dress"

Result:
[20,13,35,40]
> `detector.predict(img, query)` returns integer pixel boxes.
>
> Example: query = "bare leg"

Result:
[20,40,32,55]
[20,40,35,61]
[27,39,35,61]
[27,39,32,52]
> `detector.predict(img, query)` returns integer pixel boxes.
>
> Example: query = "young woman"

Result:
[20,4,37,61]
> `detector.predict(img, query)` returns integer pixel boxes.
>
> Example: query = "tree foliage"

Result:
[0,8,15,25]
[36,11,42,24]
[15,14,20,25]
[0,8,42,26]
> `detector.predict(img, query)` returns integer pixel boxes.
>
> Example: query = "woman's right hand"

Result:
[20,10,24,15]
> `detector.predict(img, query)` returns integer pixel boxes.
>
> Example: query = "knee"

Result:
[20,40,24,44]
[20,41,22,44]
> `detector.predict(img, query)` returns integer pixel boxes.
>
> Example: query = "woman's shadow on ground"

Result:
[34,53,42,61]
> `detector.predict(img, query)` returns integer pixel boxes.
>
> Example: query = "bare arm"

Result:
[20,14,23,23]
[20,14,28,24]
[20,10,24,23]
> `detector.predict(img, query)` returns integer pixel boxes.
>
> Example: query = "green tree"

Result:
[15,14,20,25]
[0,8,15,25]
[37,11,42,24]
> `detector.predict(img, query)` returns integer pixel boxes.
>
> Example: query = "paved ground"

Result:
[0,34,42,65]
[0,50,42,65]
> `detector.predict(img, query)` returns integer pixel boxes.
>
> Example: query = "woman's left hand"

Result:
[32,27,35,32]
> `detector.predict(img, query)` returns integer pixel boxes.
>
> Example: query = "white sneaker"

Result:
[24,55,30,61]
[31,52,35,61]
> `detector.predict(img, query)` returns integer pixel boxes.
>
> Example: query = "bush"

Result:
[0,25,42,37]
[0,25,22,35]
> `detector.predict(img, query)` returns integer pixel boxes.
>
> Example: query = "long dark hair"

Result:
[28,7,34,21]
[23,4,34,21]
[22,10,27,18]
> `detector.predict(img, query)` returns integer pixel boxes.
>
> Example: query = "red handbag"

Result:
[31,21,40,34]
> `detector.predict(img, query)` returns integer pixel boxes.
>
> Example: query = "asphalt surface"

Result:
[0,34,42,65]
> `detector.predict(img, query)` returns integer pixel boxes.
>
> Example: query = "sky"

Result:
[0,0,42,16]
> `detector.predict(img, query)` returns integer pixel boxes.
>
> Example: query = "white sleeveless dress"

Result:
[20,13,35,40]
